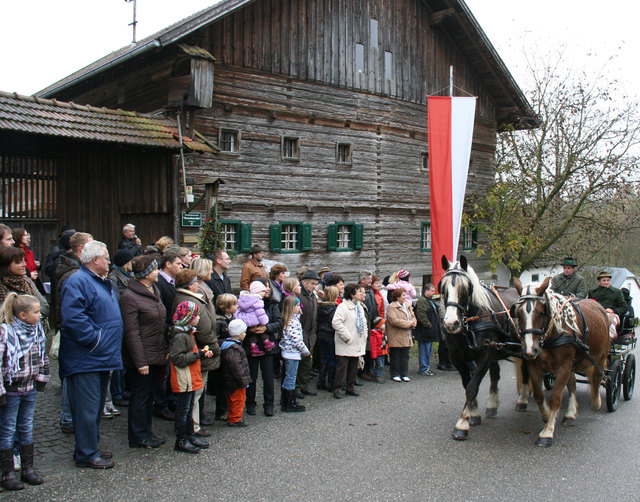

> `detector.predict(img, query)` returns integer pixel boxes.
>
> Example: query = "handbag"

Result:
[49,330,60,359]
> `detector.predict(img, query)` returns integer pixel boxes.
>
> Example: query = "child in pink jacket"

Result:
[386,270,417,302]
[236,281,275,356]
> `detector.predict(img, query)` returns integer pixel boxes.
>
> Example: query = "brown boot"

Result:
[20,444,44,485]
[0,448,25,491]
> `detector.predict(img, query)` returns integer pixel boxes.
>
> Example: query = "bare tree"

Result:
[470,51,640,275]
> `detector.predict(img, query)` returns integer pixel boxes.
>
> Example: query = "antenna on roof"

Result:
[125,0,138,45]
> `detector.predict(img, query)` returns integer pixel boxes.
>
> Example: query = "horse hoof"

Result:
[562,417,576,427]
[515,403,528,412]
[469,416,482,426]
[486,408,497,418]
[452,428,468,440]
[536,437,553,447]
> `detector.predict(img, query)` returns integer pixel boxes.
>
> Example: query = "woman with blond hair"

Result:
[154,236,174,254]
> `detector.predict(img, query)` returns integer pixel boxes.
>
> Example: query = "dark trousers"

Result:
[152,360,171,412]
[208,368,227,417]
[174,391,195,430]
[67,371,109,463]
[389,347,410,378]
[295,352,312,392]
[126,365,163,443]
[318,337,336,367]
[334,356,359,392]
[247,354,274,409]
[438,338,452,367]
[110,368,127,401]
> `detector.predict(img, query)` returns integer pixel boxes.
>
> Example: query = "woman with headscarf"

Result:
[120,255,167,449]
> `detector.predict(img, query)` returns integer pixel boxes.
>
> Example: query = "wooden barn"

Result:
[0,91,211,262]
[38,0,535,285]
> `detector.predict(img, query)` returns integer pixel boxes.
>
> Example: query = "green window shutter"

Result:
[327,224,337,251]
[269,223,282,253]
[238,223,252,252]
[353,224,364,250]
[300,224,312,252]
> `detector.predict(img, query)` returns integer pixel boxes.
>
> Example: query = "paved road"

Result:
[8,354,640,501]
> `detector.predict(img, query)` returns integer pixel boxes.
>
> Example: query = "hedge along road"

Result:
[12,356,640,502]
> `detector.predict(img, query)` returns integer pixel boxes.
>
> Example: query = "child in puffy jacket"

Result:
[279,296,309,413]
[236,281,275,356]
[386,269,417,303]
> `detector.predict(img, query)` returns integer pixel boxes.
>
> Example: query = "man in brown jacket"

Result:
[296,270,319,397]
[240,245,267,291]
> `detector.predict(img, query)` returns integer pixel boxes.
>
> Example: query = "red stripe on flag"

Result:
[428,96,453,289]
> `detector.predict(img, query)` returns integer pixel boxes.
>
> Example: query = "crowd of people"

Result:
[1,223,637,491]
[0,223,455,491]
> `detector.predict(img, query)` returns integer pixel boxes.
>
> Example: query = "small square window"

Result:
[421,223,431,252]
[281,224,299,251]
[337,225,352,248]
[420,152,428,171]
[219,129,239,153]
[328,222,363,252]
[336,143,352,164]
[221,222,237,250]
[282,137,300,160]
[531,273,540,282]
[219,220,252,253]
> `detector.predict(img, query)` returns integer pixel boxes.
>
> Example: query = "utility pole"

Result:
[125,0,138,45]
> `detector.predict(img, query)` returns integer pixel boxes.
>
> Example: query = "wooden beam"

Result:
[430,8,456,26]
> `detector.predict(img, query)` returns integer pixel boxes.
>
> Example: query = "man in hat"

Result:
[296,269,320,397]
[240,245,267,291]
[550,257,587,298]
[589,270,629,339]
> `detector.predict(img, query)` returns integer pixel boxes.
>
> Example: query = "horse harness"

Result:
[517,292,604,376]
[441,268,520,355]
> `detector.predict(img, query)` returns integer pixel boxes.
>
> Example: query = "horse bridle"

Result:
[516,293,551,344]
[440,269,474,323]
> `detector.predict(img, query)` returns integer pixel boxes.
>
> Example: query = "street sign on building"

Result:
[181,211,202,227]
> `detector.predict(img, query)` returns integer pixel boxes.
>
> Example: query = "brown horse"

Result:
[513,277,610,447]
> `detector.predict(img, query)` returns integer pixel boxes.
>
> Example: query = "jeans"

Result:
[60,378,73,427]
[174,391,195,430]
[282,359,300,391]
[67,371,109,463]
[418,341,434,373]
[373,355,386,378]
[126,365,163,443]
[0,390,37,449]
[247,354,275,409]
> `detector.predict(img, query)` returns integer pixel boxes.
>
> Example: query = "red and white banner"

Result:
[427,96,476,288]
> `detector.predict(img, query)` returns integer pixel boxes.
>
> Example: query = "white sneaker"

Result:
[402,376,411,382]
[392,376,402,382]
[13,454,21,471]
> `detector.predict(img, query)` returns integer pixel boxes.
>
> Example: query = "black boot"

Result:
[316,363,328,390]
[174,426,200,454]
[20,444,43,485]
[0,448,24,491]
[280,388,288,412]
[186,420,209,449]
[284,389,306,413]
[327,365,336,393]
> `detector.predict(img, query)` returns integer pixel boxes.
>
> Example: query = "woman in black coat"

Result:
[120,255,167,448]
[243,277,283,416]
[316,286,339,391]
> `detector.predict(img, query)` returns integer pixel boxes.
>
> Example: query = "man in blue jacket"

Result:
[60,240,124,469]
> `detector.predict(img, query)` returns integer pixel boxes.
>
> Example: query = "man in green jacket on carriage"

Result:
[588,269,629,340]
[550,257,587,298]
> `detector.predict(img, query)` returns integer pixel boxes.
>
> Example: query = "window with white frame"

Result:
[219,129,239,153]
[421,222,431,252]
[281,224,299,251]
[337,225,352,248]
[282,137,300,160]
[462,226,477,250]
[221,222,237,250]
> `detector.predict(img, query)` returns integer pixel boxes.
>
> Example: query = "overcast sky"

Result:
[0,0,638,98]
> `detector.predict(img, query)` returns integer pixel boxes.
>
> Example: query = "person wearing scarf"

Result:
[0,248,50,321]
[331,283,368,399]
[0,293,50,490]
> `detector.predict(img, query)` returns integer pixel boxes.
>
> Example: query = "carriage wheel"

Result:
[606,359,622,412]
[623,354,635,401]
[543,372,556,391]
